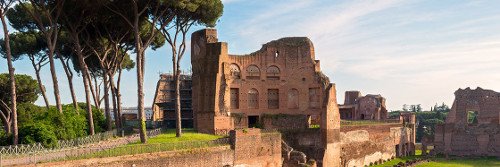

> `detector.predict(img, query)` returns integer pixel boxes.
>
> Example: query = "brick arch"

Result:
[229,63,241,79]
[266,65,280,80]
[246,65,260,80]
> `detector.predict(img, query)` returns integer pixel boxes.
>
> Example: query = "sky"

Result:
[1,0,500,111]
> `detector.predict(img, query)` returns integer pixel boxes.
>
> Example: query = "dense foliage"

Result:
[0,74,39,104]
[1,103,106,147]
[390,103,450,142]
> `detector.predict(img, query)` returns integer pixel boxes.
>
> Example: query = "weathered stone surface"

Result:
[434,87,500,157]
[191,28,332,134]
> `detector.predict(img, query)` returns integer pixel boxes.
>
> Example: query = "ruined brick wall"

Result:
[340,124,414,167]
[282,123,415,167]
[261,114,309,130]
[192,28,330,134]
[339,92,388,120]
[35,147,234,167]
[37,130,284,167]
[230,129,282,167]
[344,91,361,105]
[434,87,500,157]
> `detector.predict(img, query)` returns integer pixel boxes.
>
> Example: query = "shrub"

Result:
[19,123,58,148]
[0,129,11,146]
[0,103,108,146]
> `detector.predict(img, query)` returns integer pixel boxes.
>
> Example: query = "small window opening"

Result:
[467,111,478,124]
[275,51,279,58]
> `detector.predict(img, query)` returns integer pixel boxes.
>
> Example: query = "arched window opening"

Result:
[248,89,259,109]
[246,65,260,80]
[268,89,279,109]
[229,64,241,79]
[275,51,279,58]
[288,89,299,109]
[266,65,280,80]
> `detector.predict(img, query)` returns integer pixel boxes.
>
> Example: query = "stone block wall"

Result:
[282,124,415,167]
[230,128,282,167]
[262,114,309,130]
[340,124,414,167]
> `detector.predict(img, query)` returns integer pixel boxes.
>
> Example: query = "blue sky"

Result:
[2,0,500,110]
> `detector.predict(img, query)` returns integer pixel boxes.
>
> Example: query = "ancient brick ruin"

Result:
[190,28,415,167]
[434,87,500,157]
[339,91,388,120]
[191,29,330,134]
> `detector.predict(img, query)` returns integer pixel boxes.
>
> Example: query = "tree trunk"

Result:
[0,101,12,136]
[87,72,100,109]
[109,75,120,131]
[116,68,124,131]
[34,68,49,109]
[132,8,147,143]
[58,55,78,109]
[74,40,95,135]
[136,49,147,143]
[173,57,182,137]
[103,70,112,131]
[45,39,63,113]
[29,55,50,109]
[1,11,18,144]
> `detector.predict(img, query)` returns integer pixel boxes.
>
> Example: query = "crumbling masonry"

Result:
[191,29,415,167]
[434,87,500,157]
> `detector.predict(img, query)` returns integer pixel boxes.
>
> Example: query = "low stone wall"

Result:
[230,128,282,167]
[26,146,233,167]
[340,124,414,167]
[282,124,415,167]
[27,129,282,167]
[434,123,500,157]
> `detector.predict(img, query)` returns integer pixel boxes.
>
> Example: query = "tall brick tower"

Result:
[191,29,233,134]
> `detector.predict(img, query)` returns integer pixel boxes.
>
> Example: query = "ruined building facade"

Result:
[151,74,193,128]
[191,29,332,134]
[339,91,388,120]
[434,87,500,157]
[190,29,415,166]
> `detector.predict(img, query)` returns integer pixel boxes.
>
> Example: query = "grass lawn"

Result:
[373,155,421,167]
[52,129,226,162]
[416,157,500,167]
[375,149,500,167]
[130,129,223,145]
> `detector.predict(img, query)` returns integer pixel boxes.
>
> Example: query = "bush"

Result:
[0,103,108,146]
[19,123,58,148]
[0,129,11,146]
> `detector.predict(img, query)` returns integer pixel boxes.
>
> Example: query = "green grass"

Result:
[416,157,500,167]
[373,155,421,167]
[375,149,500,167]
[129,129,223,145]
[47,129,227,163]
